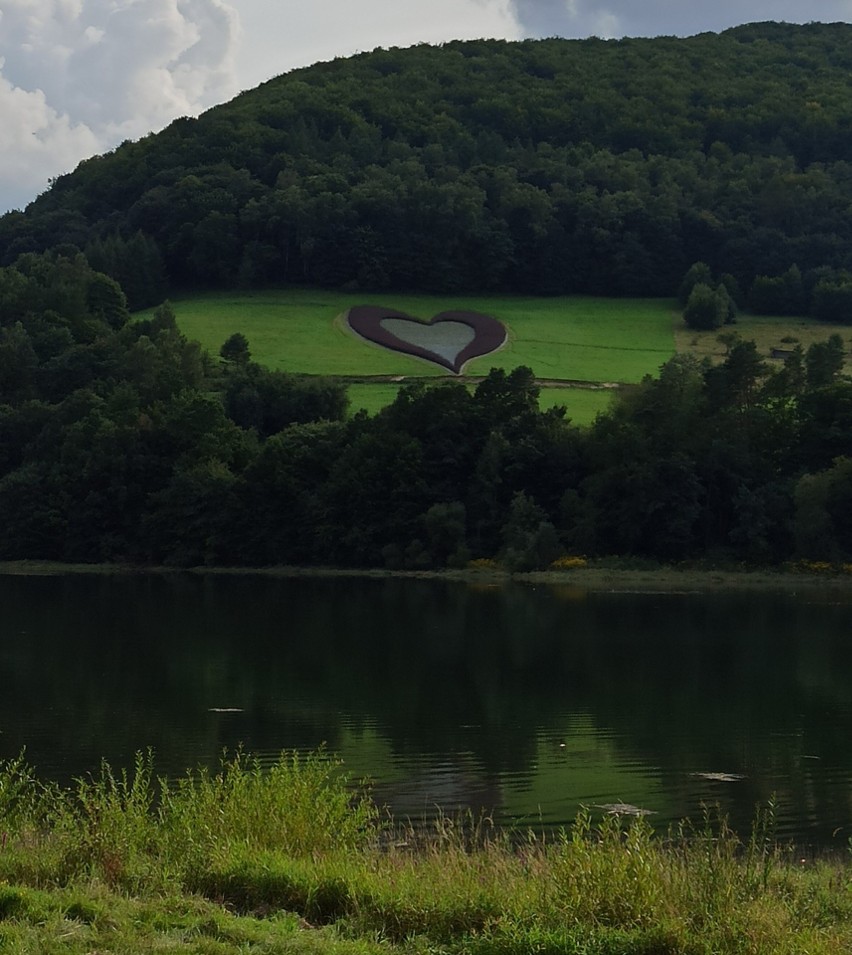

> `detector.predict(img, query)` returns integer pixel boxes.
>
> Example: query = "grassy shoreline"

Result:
[3,568,851,952]
[0,751,850,954]
[2,558,852,598]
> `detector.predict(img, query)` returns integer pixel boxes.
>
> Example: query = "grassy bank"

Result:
[2,558,852,599]
[0,751,850,954]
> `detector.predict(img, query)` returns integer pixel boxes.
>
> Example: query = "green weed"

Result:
[0,751,850,954]
[53,750,160,887]
[158,748,379,872]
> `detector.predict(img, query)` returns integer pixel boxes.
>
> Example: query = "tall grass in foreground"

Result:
[1,751,851,954]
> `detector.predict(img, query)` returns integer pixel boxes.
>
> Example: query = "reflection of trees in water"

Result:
[1,575,851,840]
[370,763,505,826]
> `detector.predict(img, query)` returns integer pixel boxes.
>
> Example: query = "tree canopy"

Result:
[1,251,851,568]
[4,23,852,301]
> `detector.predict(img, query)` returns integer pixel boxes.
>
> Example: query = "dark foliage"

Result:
[2,252,851,567]
[4,20,852,571]
[5,24,852,299]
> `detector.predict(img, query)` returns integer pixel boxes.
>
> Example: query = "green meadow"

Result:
[1,750,850,955]
[165,289,677,381]
[346,382,615,425]
[159,288,674,380]
[675,309,852,374]
[144,288,852,422]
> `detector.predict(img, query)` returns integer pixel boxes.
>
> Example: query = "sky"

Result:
[1,1,851,214]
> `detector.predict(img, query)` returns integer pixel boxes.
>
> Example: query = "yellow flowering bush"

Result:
[550,555,588,570]
[797,560,834,574]
[467,557,501,570]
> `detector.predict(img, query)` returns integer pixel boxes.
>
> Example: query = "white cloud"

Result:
[234,0,521,89]
[0,0,240,213]
[2,0,852,215]
[507,0,852,39]
[587,9,620,38]
[0,70,101,212]
[0,0,521,211]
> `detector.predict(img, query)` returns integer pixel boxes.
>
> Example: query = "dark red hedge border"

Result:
[346,305,507,374]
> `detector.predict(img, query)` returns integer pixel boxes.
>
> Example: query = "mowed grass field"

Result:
[346,382,616,424]
[150,288,852,423]
[162,289,676,382]
[153,288,674,424]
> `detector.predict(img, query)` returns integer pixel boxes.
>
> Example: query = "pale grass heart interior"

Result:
[379,317,476,366]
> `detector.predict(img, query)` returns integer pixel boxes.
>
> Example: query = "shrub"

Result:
[749,266,805,315]
[683,282,725,330]
[468,557,501,570]
[811,276,852,324]
[677,261,713,307]
[550,555,588,570]
[219,331,251,365]
[158,750,380,885]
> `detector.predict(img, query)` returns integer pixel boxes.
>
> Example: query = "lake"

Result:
[1,572,850,852]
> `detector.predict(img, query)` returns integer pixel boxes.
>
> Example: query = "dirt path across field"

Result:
[332,374,622,390]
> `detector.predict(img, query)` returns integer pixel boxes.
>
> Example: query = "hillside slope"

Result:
[2,22,852,304]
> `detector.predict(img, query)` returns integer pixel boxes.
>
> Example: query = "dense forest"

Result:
[1,23,852,569]
[1,250,850,568]
[3,22,852,311]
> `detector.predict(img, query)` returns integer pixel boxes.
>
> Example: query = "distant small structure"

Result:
[770,348,796,360]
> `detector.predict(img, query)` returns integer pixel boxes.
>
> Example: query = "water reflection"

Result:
[0,573,850,849]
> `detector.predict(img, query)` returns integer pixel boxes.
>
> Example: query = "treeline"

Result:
[2,252,851,568]
[680,260,852,330]
[4,23,852,304]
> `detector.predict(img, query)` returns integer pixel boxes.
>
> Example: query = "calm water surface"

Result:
[1,573,850,851]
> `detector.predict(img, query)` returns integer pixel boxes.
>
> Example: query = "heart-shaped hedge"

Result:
[346,305,507,373]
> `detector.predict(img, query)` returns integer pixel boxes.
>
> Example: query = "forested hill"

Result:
[3,21,852,305]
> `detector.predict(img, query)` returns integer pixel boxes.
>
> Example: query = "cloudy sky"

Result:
[2,1,851,214]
